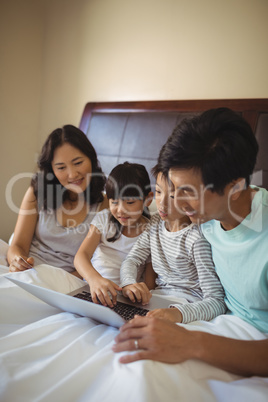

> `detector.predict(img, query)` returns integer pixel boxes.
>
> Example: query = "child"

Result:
[74,162,153,308]
[120,163,227,324]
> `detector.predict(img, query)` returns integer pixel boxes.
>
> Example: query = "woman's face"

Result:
[52,143,92,193]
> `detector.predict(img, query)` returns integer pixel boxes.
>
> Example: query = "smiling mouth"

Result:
[184,210,196,217]
[68,178,84,185]
[158,210,168,218]
[118,216,129,221]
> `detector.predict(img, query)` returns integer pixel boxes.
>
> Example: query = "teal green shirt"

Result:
[201,186,268,333]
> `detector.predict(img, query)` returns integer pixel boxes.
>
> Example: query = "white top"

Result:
[120,213,226,323]
[90,209,148,285]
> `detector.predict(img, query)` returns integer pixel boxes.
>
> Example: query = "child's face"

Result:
[109,198,145,227]
[155,173,185,223]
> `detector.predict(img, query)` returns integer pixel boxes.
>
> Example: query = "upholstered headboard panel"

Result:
[254,112,268,189]
[79,99,268,189]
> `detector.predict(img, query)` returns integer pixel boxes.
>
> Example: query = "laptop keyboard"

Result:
[73,291,149,321]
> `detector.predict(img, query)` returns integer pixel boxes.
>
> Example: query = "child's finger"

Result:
[131,288,143,303]
[106,285,118,305]
[104,293,114,307]
[99,288,114,307]
[93,291,107,306]
[140,291,151,305]
[91,292,99,304]
[27,256,34,266]
[124,289,136,303]
[111,291,117,306]
[140,284,152,305]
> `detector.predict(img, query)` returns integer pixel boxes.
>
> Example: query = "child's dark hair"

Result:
[152,149,174,189]
[105,162,152,242]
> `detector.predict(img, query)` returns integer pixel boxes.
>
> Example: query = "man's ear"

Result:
[230,178,246,200]
[144,191,154,207]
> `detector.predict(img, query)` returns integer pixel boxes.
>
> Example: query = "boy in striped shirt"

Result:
[120,163,226,324]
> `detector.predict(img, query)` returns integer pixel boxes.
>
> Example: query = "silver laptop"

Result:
[7,277,175,328]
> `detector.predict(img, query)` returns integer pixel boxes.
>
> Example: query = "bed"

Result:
[0,99,268,402]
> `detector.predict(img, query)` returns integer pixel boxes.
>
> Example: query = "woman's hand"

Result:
[89,277,122,307]
[122,283,152,305]
[146,307,183,323]
[9,256,34,272]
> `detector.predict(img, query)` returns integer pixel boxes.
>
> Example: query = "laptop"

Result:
[7,277,176,328]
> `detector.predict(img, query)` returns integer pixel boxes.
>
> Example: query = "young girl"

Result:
[74,162,153,308]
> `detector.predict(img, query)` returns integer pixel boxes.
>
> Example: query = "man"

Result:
[113,108,268,376]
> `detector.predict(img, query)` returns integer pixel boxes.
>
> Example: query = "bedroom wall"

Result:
[1,0,268,242]
[38,0,268,144]
[0,0,45,242]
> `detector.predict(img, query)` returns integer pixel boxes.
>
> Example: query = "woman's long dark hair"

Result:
[31,125,106,210]
[105,162,152,242]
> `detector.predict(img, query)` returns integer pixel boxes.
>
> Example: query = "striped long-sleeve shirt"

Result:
[120,214,227,323]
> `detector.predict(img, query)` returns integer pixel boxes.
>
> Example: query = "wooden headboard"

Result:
[79,99,268,189]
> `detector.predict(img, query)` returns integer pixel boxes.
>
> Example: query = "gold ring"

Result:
[134,339,139,350]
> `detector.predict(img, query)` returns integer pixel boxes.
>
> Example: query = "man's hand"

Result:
[112,316,197,364]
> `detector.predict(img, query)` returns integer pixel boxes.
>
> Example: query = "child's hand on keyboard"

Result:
[88,277,122,307]
[122,282,152,305]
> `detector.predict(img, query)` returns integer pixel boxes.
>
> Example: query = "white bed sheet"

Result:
[0,264,267,402]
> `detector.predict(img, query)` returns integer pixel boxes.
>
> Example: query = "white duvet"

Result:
[0,263,267,402]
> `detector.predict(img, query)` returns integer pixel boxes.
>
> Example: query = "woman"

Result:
[7,125,108,274]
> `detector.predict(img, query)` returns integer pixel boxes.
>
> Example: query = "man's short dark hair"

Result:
[158,107,259,194]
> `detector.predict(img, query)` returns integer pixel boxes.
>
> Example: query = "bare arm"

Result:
[74,224,121,307]
[7,187,38,271]
[113,316,268,377]
[120,224,152,288]
[196,331,268,377]
[121,224,153,304]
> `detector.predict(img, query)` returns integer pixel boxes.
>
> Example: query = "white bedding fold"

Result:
[0,264,267,402]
